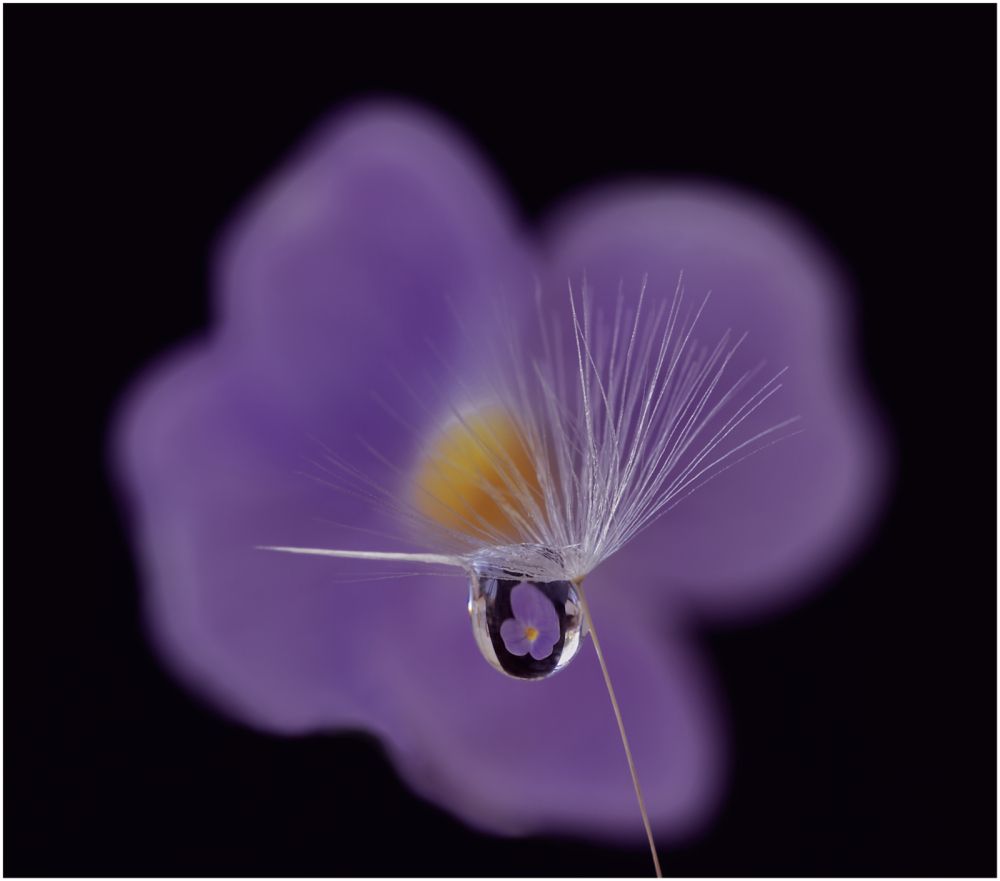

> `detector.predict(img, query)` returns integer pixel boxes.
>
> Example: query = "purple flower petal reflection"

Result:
[500,583,561,660]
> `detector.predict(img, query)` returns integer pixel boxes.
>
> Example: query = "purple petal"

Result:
[541,185,891,620]
[112,101,537,734]
[368,582,726,839]
[499,617,532,657]
[528,639,557,663]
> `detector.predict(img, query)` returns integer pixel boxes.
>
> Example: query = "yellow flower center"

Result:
[412,410,540,541]
[524,626,539,642]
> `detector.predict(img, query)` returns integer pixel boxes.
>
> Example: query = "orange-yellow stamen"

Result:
[412,410,541,541]
[524,626,539,642]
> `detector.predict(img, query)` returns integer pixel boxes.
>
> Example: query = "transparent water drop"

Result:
[468,550,587,680]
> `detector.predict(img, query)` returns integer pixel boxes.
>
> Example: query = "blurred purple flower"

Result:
[110,101,888,843]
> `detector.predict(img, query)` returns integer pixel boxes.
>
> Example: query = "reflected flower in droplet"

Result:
[500,583,561,660]
[109,99,890,844]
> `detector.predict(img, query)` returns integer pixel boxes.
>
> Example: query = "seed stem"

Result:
[574,578,662,878]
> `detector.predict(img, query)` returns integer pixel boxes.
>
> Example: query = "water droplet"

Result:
[468,556,587,680]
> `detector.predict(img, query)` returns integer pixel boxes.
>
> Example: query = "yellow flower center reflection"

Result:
[413,410,541,542]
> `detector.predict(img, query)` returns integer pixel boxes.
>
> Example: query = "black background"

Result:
[6,5,996,877]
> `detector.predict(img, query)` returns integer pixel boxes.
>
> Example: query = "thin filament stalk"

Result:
[257,546,468,569]
[574,579,662,878]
